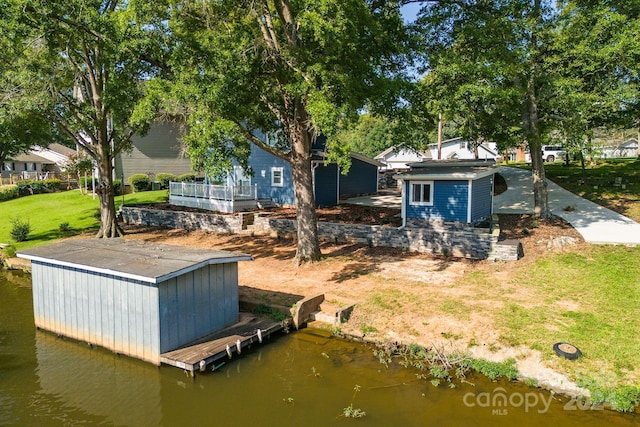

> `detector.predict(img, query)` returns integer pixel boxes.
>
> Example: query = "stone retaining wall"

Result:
[254,214,495,259]
[121,206,508,260]
[121,206,242,233]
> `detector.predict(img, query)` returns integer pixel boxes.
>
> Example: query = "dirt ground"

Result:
[121,206,588,394]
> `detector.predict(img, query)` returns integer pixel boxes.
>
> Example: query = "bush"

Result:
[177,173,196,182]
[0,185,18,201]
[10,218,31,242]
[59,222,71,233]
[156,173,177,189]
[16,180,35,196]
[113,179,122,196]
[2,244,17,258]
[129,173,151,192]
[43,178,62,192]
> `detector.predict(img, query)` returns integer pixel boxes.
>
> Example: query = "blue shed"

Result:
[395,160,496,225]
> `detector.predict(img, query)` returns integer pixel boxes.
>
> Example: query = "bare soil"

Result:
[122,212,584,325]
[121,207,587,391]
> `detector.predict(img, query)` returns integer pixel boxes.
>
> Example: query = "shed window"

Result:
[271,167,284,187]
[410,181,433,206]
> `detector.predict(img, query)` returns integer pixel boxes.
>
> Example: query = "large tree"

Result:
[415,0,561,217]
[164,1,408,263]
[11,0,162,237]
[0,3,59,165]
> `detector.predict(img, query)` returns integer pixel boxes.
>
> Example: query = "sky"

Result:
[400,2,423,23]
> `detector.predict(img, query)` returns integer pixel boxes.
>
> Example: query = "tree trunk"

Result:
[526,76,549,218]
[289,123,321,264]
[94,143,123,238]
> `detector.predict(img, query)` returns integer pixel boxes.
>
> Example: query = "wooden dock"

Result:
[160,313,285,376]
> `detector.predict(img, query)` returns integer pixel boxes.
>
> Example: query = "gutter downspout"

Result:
[311,161,320,202]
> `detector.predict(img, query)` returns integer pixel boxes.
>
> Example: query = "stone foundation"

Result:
[122,206,514,260]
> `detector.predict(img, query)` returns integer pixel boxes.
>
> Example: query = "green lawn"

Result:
[493,245,640,406]
[0,189,167,251]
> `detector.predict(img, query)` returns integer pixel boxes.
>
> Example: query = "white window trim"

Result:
[409,181,434,206]
[271,167,284,187]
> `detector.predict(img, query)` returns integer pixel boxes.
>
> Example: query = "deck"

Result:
[160,313,285,376]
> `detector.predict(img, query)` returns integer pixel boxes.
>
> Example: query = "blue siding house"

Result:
[236,143,380,207]
[395,160,496,225]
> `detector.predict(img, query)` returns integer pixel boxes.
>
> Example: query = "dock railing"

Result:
[169,182,257,202]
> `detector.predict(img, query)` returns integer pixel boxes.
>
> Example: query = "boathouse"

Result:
[18,239,252,365]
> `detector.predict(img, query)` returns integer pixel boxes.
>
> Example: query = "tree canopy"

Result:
[0,2,60,165]
[157,0,409,263]
[4,0,164,236]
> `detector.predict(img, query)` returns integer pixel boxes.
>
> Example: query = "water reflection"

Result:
[35,331,162,426]
[1,269,638,426]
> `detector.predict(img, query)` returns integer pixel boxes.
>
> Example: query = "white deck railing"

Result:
[169,182,257,201]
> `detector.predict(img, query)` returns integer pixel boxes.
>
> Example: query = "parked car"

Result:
[541,145,565,162]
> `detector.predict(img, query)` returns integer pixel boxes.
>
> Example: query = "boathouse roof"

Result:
[18,238,252,284]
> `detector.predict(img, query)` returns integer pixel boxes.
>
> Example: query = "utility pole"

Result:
[437,113,443,160]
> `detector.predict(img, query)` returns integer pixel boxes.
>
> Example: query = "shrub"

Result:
[3,244,17,258]
[156,173,177,189]
[113,179,122,196]
[0,185,18,201]
[129,173,151,192]
[16,180,35,196]
[43,178,62,192]
[10,218,31,242]
[177,173,196,182]
[59,222,71,233]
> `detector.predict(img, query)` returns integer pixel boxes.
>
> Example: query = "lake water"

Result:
[1,269,637,426]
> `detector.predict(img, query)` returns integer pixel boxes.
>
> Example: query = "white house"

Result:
[599,138,638,159]
[374,146,431,171]
[427,137,500,161]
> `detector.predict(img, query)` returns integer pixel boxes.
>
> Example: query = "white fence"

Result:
[169,182,257,201]
[168,182,258,213]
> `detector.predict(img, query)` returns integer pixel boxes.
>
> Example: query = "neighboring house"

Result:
[374,146,431,171]
[1,152,53,180]
[427,137,499,161]
[115,121,195,184]
[394,159,496,225]
[599,138,638,158]
[31,143,76,172]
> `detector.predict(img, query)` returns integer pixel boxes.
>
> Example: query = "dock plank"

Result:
[160,313,284,372]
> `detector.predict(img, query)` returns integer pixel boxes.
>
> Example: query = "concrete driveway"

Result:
[494,166,640,245]
[342,190,402,209]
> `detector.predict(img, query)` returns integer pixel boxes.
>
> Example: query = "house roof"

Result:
[394,159,497,180]
[18,238,253,284]
[374,146,430,161]
[8,152,53,163]
[45,143,76,156]
[312,151,383,167]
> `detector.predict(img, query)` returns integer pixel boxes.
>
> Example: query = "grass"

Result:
[0,189,168,251]
[492,245,640,395]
